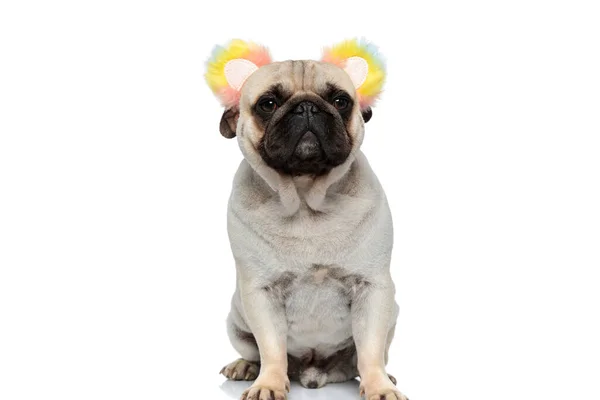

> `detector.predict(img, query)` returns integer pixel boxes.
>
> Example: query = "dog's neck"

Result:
[275,156,356,216]
[283,156,356,215]
[291,175,317,191]
[238,137,356,216]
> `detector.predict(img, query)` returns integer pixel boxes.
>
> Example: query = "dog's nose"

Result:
[293,101,320,115]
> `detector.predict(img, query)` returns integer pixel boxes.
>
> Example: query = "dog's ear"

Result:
[219,107,239,138]
[205,40,272,138]
[322,38,386,113]
[361,107,373,123]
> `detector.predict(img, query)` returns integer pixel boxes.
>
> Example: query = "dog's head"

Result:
[205,39,385,176]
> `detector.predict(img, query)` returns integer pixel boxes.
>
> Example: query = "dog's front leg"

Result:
[353,278,407,400]
[239,278,290,400]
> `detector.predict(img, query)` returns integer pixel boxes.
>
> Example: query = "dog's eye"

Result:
[258,98,278,113]
[333,96,349,111]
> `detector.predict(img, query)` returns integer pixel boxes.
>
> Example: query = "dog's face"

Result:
[220,61,372,176]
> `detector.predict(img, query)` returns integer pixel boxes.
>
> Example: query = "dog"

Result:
[205,39,407,400]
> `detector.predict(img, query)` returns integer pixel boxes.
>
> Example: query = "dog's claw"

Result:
[387,374,397,385]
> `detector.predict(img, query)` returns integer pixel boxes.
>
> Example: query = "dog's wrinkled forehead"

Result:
[240,60,356,106]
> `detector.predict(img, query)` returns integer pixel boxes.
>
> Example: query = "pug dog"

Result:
[206,39,407,400]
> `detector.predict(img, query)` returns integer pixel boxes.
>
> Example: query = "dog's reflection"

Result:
[220,379,361,399]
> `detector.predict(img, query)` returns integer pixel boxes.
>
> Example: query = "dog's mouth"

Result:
[293,131,323,160]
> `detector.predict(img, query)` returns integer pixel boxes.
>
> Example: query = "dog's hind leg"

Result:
[323,343,359,385]
[220,308,260,381]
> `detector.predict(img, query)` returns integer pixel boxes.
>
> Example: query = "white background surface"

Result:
[1,1,599,399]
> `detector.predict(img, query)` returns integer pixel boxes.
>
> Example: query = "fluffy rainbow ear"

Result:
[205,39,272,108]
[322,38,386,110]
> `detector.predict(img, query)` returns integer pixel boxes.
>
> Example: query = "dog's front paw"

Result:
[359,373,408,400]
[241,370,290,400]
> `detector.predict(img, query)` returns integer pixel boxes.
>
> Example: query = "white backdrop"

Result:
[1,1,599,399]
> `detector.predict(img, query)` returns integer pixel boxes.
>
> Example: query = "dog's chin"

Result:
[293,131,322,160]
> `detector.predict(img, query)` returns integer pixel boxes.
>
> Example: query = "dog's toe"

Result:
[220,358,259,381]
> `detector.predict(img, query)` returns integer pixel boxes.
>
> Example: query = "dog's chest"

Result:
[234,198,378,266]
[267,264,368,354]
